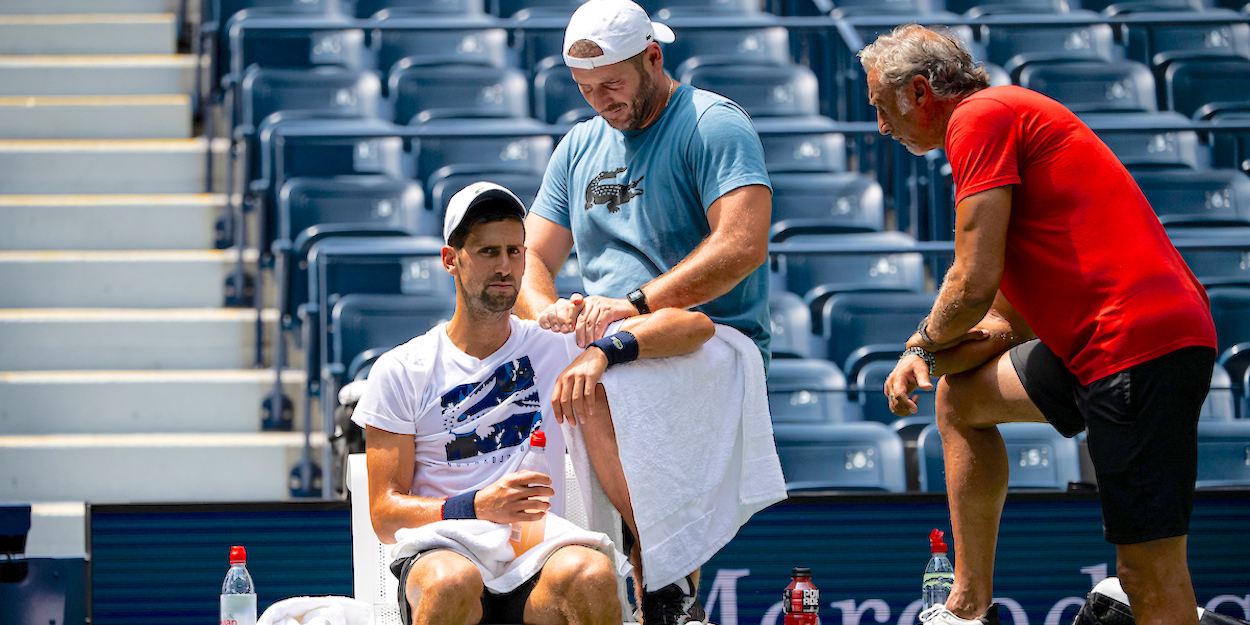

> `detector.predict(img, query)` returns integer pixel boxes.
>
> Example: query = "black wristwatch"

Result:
[627,288,650,314]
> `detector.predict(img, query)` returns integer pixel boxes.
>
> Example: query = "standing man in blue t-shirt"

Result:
[514,0,773,622]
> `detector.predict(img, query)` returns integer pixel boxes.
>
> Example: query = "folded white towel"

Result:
[598,324,787,590]
[390,514,630,593]
[257,596,371,625]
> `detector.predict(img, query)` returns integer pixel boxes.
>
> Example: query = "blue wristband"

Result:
[590,331,640,367]
[442,490,477,520]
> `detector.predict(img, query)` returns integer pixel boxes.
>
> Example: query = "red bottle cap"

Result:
[929,529,947,554]
[230,545,247,564]
[530,431,546,448]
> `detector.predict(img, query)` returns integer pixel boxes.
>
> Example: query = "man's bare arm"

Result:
[515,213,574,320]
[918,185,1013,348]
[922,291,1034,377]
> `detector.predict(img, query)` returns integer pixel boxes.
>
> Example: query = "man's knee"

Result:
[408,553,484,605]
[542,546,618,601]
[936,371,978,426]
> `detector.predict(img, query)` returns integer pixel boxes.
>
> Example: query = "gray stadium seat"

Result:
[773,421,907,492]
[767,358,849,423]
[918,422,1081,492]
[389,63,529,125]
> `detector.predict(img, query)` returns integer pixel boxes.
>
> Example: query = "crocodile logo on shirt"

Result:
[585,167,644,213]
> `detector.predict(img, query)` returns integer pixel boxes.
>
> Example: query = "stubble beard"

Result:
[607,68,662,132]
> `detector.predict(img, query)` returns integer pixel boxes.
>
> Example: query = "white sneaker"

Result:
[919,604,1002,625]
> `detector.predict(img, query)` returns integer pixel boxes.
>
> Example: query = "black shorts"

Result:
[390,552,541,625]
[1009,340,1216,544]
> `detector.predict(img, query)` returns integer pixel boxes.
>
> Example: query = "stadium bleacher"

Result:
[6,2,1250,620]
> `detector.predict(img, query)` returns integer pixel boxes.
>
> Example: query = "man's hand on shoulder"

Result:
[574,295,636,347]
[551,346,610,426]
[474,471,554,524]
[537,293,587,333]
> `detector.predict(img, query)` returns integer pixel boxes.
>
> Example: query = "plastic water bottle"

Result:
[510,431,550,556]
[923,529,955,611]
[783,567,820,625]
[220,545,257,625]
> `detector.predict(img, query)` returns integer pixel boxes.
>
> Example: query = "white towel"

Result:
[257,596,371,625]
[389,514,630,593]
[596,323,787,590]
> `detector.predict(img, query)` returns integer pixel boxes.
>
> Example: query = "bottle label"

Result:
[221,594,257,625]
[785,588,820,613]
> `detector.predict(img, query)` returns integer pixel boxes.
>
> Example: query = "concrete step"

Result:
[0,308,277,371]
[0,0,175,14]
[0,138,226,194]
[0,432,326,503]
[0,54,196,96]
[0,249,256,309]
[0,194,224,251]
[0,14,175,55]
[0,95,191,139]
[0,369,309,435]
[26,502,85,558]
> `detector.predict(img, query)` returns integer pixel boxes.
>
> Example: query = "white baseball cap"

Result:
[563,0,675,70]
[443,181,527,245]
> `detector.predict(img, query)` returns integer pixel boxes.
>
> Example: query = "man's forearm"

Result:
[922,266,997,349]
[644,233,766,311]
[515,249,560,320]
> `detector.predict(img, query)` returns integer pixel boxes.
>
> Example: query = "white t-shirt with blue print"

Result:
[530,83,773,362]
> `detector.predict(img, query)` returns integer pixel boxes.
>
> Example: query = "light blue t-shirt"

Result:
[530,83,773,363]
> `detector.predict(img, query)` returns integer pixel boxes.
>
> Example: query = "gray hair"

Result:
[858,24,989,100]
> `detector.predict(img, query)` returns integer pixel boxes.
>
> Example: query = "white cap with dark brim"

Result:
[443,181,527,244]
[563,0,675,70]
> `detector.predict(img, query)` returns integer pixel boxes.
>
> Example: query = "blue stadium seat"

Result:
[1168,226,1250,287]
[680,63,820,118]
[389,63,529,124]
[918,422,1081,492]
[427,171,545,228]
[329,293,457,386]
[647,0,762,15]
[662,23,792,75]
[1018,60,1158,114]
[1126,20,1250,73]
[949,0,1071,14]
[226,19,366,85]
[981,21,1119,79]
[769,173,885,240]
[1208,286,1250,385]
[856,359,936,425]
[820,290,936,377]
[533,57,596,125]
[496,0,583,17]
[772,421,907,492]
[776,232,927,331]
[371,19,510,75]
[769,290,818,359]
[413,118,554,190]
[1204,365,1236,421]
[1196,420,1250,487]
[767,358,849,423]
[1163,57,1250,118]
[1083,111,1207,170]
[1133,168,1250,226]
[356,0,485,16]
[753,119,848,174]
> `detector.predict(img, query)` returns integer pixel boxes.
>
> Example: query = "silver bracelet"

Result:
[901,346,937,376]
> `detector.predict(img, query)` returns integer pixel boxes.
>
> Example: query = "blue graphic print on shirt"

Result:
[441,356,541,463]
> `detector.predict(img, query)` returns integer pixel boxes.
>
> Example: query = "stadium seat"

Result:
[496,0,584,17]
[775,232,927,330]
[825,0,955,17]
[1083,111,1207,170]
[680,63,820,118]
[1083,0,1201,13]
[1204,365,1236,421]
[533,57,596,125]
[647,0,762,15]
[753,121,848,174]
[1208,286,1250,383]
[226,19,367,85]
[769,290,818,359]
[1126,20,1250,73]
[1018,60,1158,114]
[356,0,486,16]
[918,422,1081,492]
[766,358,849,423]
[427,170,545,230]
[330,294,457,387]
[662,23,792,75]
[820,290,936,377]
[389,63,530,124]
[371,20,510,76]
[856,359,936,425]
[981,21,1119,80]
[772,421,907,492]
[1133,168,1250,226]
[413,118,555,190]
[768,172,886,240]
[962,0,1073,15]
[1163,57,1250,118]
[1196,420,1250,487]
[1168,226,1250,287]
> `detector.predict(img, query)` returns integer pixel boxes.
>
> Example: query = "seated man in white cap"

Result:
[515,0,778,623]
[353,182,719,625]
